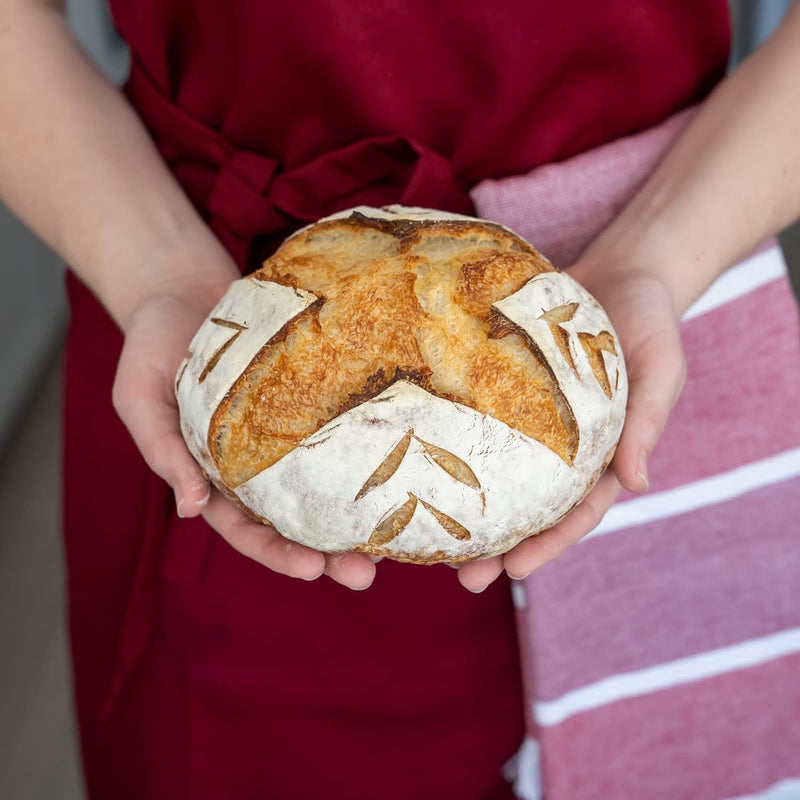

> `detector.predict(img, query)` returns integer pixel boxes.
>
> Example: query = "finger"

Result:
[113,360,210,517]
[202,490,326,580]
[456,555,505,593]
[614,330,686,494]
[323,552,377,590]
[503,471,621,579]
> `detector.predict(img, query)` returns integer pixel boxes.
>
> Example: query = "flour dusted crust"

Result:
[176,205,628,563]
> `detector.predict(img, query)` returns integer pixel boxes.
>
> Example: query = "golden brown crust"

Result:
[209,214,580,489]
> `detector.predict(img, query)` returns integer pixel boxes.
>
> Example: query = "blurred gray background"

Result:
[0,2,797,798]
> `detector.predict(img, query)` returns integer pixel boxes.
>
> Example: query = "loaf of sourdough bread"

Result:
[176,205,627,563]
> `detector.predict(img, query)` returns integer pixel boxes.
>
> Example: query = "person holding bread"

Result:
[1,1,799,798]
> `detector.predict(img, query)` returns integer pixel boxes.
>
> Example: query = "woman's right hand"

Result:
[112,268,377,590]
[0,0,372,589]
[0,1,383,589]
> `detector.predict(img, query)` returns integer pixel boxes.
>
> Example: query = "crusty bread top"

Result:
[209,212,581,488]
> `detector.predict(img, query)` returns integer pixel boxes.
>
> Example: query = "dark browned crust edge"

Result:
[294,211,540,257]
[487,309,580,465]
[206,298,323,477]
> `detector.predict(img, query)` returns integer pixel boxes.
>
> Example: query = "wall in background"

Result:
[0,215,65,455]
[729,0,793,65]
[728,0,800,298]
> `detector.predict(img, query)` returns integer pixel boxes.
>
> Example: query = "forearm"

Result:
[0,0,236,329]
[582,2,800,315]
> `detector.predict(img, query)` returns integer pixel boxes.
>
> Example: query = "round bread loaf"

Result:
[175,205,627,564]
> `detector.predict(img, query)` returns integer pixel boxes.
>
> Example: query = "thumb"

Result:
[113,351,210,518]
[614,326,686,493]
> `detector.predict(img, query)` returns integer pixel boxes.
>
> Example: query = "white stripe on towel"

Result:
[511,580,527,609]
[534,627,800,727]
[503,736,542,800]
[586,448,800,539]
[724,778,800,800]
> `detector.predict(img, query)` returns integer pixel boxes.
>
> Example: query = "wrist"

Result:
[98,227,240,333]
[576,206,726,319]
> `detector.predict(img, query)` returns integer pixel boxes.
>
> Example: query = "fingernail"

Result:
[468,584,487,594]
[302,570,325,581]
[506,570,530,581]
[369,555,384,563]
[176,485,210,518]
[637,451,649,492]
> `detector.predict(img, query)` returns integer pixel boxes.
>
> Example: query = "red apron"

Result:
[62,2,730,797]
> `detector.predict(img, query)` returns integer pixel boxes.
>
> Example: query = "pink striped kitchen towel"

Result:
[471,108,800,800]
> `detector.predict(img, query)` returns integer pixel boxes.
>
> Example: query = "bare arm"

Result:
[0,0,235,327]
[461,4,800,589]
[583,1,800,314]
[0,0,378,589]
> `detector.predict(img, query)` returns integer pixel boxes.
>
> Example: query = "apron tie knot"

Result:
[126,60,471,269]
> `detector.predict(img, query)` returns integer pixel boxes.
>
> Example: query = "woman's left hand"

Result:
[456,258,688,593]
